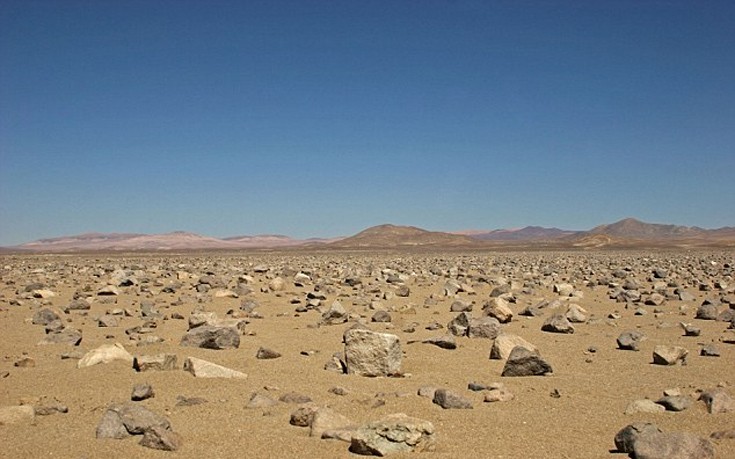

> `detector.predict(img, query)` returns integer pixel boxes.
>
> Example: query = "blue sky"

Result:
[1,0,733,245]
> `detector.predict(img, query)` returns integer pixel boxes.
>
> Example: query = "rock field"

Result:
[0,250,733,458]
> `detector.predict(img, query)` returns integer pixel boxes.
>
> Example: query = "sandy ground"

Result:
[0,251,733,458]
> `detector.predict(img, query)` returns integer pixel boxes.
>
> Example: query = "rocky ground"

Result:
[0,250,733,458]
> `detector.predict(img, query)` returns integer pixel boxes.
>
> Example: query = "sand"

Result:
[0,250,733,458]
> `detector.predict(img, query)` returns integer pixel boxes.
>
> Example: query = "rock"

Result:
[652,345,688,365]
[432,388,473,409]
[450,300,472,312]
[131,384,155,401]
[64,299,91,312]
[279,392,313,404]
[183,356,246,379]
[447,312,471,337]
[32,289,56,298]
[625,399,666,415]
[133,354,178,372]
[468,316,501,339]
[501,346,553,377]
[680,323,700,336]
[32,307,61,325]
[97,315,119,327]
[696,303,718,320]
[139,425,182,451]
[417,386,438,399]
[290,404,319,427]
[180,325,240,350]
[321,300,349,325]
[77,343,133,368]
[484,388,514,402]
[645,293,666,306]
[700,344,720,357]
[175,396,208,407]
[246,393,278,409]
[38,327,83,346]
[371,310,392,323]
[541,314,575,334]
[344,329,402,377]
[614,423,663,453]
[482,297,513,323]
[565,304,587,323]
[268,277,285,292]
[632,431,714,459]
[490,334,537,360]
[97,285,120,296]
[423,334,457,350]
[349,413,436,456]
[95,403,171,438]
[255,347,282,359]
[617,331,646,351]
[699,388,735,413]
[309,407,354,438]
[0,405,35,425]
[655,395,691,412]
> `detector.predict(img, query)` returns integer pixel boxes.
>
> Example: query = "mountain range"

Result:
[4,218,734,252]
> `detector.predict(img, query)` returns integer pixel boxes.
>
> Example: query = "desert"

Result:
[1,241,733,458]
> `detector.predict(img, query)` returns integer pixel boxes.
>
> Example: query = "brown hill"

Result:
[462,226,578,241]
[328,224,477,248]
[587,217,705,239]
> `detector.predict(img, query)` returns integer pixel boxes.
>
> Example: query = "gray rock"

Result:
[632,431,714,459]
[64,299,91,312]
[309,407,354,438]
[38,327,83,346]
[617,331,645,351]
[321,300,349,325]
[625,399,666,415]
[96,403,171,438]
[656,395,691,412]
[501,346,552,377]
[565,304,587,323]
[139,425,182,451]
[255,347,282,359]
[450,300,472,312]
[350,413,436,456]
[371,310,392,323]
[447,312,471,337]
[484,388,514,403]
[468,316,501,339]
[290,404,319,427]
[423,334,457,350]
[614,423,663,453]
[180,325,240,350]
[246,393,278,409]
[696,304,718,320]
[700,344,720,357]
[279,392,312,404]
[344,329,401,377]
[432,388,473,409]
[541,314,575,334]
[131,384,155,401]
[699,388,735,413]
[32,308,61,325]
[652,345,688,365]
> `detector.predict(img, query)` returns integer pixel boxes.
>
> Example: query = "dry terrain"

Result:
[0,249,733,458]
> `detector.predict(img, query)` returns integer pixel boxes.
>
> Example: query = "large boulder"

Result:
[344,329,401,377]
[350,413,436,456]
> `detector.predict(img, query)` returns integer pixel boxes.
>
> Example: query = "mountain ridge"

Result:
[6,218,735,252]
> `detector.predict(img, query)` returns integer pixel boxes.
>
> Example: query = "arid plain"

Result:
[1,244,733,459]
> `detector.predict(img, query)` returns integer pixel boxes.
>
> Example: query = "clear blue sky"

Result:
[1,0,734,245]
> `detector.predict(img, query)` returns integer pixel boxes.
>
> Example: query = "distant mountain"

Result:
[329,224,477,248]
[460,226,579,241]
[586,218,705,239]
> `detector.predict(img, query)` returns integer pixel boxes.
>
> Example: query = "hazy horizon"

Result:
[2,1,734,246]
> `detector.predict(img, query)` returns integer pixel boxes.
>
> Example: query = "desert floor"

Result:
[0,250,733,458]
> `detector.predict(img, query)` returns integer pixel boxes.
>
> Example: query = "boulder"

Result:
[699,388,735,414]
[632,431,714,459]
[617,331,645,351]
[541,314,575,334]
[432,389,473,409]
[468,316,501,339]
[344,329,401,377]
[614,423,663,453]
[482,298,513,323]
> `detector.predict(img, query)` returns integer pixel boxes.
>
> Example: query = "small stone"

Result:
[541,314,575,334]
[652,345,688,365]
[131,384,155,401]
[614,423,663,453]
[501,346,553,377]
[422,334,457,350]
[655,395,691,412]
[699,388,735,413]
[183,357,246,379]
[617,331,645,351]
[484,388,514,402]
[432,388,473,409]
[349,413,436,456]
[255,347,282,360]
[139,425,182,451]
[625,399,666,415]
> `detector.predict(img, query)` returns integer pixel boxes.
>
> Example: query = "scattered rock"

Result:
[131,384,155,401]
[344,329,401,377]
[699,388,735,414]
[632,431,714,459]
[255,347,282,359]
[617,331,646,351]
[180,325,240,350]
[652,345,688,365]
[501,346,553,377]
[625,399,666,415]
[349,413,436,456]
[183,356,246,379]
[614,423,664,453]
[133,354,178,372]
[432,388,473,409]
[541,313,575,334]
[77,343,133,368]
[490,334,537,361]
